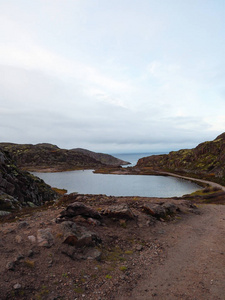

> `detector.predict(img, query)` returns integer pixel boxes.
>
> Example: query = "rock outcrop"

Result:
[136,133,225,185]
[0,149,58,212]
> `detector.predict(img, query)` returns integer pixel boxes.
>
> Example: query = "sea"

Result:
[32,152,201,198]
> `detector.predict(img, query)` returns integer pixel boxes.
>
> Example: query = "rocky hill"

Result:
[0,149,58,214]
[136,133,225,185]
[0,143,129,172]
[72,148,130,166]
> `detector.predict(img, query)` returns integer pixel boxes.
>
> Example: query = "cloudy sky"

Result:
[0,0,224,153]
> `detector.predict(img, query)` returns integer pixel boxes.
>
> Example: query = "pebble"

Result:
[136,244,143,251]
[15,235,22,243]
[28,249,34,257]
[28,235,36,243]
[13,283,22,290]
[18,221,29,229]
[6,261,15,271]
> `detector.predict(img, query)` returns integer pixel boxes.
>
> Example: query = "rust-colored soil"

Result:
[0,195,224,300]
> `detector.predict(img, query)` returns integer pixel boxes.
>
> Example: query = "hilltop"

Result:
[0,143,129,172]
[136,133,225,185]
[72,148,129,166]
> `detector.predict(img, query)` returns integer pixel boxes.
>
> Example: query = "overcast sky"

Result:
[0,0,224,153]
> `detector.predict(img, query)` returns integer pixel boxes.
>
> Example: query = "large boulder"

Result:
[60,221,101,248]
[56,202,101,223]
[142,202,177,220]
[101,204,135,220]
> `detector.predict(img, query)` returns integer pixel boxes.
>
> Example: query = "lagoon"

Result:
[33,169,201,198]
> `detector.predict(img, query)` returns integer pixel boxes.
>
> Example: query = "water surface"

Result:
[33,170,201,197]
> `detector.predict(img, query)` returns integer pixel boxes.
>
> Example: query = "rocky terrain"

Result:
[136,133,225,185]
[72,148,130,166]
[0,143,129,172]
[0,134,225,299]
[0,149,58,214]
[0,193,202,300]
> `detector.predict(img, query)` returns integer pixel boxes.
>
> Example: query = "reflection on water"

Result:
[33,169,201,198]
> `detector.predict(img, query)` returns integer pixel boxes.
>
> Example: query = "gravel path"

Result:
[159,171,225,191]
[119,204,225,300]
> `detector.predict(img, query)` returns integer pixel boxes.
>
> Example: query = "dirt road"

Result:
[159,171,225,192]
[119,204,225,300]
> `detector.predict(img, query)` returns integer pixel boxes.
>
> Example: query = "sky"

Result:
[0,0,225,154]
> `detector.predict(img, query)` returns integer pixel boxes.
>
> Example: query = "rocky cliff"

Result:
[0,143,129,172]
[136,133,225,185]
[0,149,58,214]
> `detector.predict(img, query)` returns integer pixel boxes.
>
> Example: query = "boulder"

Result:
[101,204,135,220]
[56,202,101,223]
[37,228,54,248]
[60,221,101,248]
[142,202,178,220]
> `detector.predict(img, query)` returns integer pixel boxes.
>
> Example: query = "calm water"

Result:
[33,170,201,198]
[112,152,166,166]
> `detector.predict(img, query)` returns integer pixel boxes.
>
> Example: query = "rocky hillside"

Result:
[136,133,225,185]
[0,149,58,214]
[0,143,129,172]
[72,148,130,166]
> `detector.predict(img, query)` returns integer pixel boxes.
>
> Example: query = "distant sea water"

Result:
[33,152,201,197]
[111,152,166,166]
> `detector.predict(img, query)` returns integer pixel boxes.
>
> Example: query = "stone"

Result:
[101,204,135,220]
[162,202,177,215]
[85,248,102,261]
[18,221,29,229]
[60,221,101,248]
[6,261,15,271]
[16,254,24,261]
[57,202,101,222]
[87,217,101,226]
[13,283,22,290]
[28,250,34,257]
[142,203,167,220]
[28,235,36,243]
[136,244,143,251]
[15,235,22,243]
[27,201,37,208]
[0,210,11,216]
[37,228,54,248]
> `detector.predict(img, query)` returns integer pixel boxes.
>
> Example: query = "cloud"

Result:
[0,1,224,153]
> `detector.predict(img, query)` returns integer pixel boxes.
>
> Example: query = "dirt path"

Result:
[118,204,225,300]
[159,171,225,191]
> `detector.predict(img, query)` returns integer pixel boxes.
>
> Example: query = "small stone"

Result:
[18,221,29,229]
[13,283,22,290]
[136,244,143,251]
[28,235,36,243]
[16,254,24,261]
[6,261,15,271]
[85,249,102,261]
[15,235,22,243]
[37,228,54,248]
[28,250,34,257]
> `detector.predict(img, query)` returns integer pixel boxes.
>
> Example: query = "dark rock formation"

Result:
[0,149,58,212]
[56,202,102,223]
